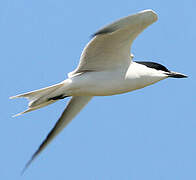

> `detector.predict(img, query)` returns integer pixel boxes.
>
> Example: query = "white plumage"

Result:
[10,9,187,173]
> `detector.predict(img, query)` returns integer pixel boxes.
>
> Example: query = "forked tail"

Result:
[10,82,67,117]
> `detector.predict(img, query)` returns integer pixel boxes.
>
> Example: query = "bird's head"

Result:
[135,61,188,78]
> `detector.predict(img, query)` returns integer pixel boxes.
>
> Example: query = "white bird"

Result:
[10,9,187,173]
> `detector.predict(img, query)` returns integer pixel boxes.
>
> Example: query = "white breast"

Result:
[65,62,167,96]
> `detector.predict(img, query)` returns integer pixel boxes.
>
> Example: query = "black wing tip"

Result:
[20,118,59,175]
[20,144,43,175]
[21,156,34,175]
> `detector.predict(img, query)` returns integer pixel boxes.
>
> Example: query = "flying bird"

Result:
[10,9,187,173]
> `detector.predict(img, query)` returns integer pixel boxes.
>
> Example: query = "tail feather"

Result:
[12,108,37,117]
[10,82,66,116]
[10,82,64,100]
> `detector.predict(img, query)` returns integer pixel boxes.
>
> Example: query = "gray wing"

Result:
[69,9,157,77]
[22,96,92,174]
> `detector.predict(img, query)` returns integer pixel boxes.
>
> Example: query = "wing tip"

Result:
[140,9,158,21]
[91,9,158,38]
[21,156,34,175]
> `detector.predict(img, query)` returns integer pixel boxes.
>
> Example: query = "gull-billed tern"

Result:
[10,9,187,172]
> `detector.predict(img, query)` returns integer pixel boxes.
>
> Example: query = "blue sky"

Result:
[1,0,195,179]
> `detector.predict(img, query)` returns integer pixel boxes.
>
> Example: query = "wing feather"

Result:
[22,96,92,174]
[69,9,157,77]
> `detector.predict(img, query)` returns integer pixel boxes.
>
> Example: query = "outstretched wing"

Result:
[69,9,157,77]
[22,96,92,174]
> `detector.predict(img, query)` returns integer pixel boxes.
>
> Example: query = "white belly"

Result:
[64,67,166,96]
[68,72,133,96]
